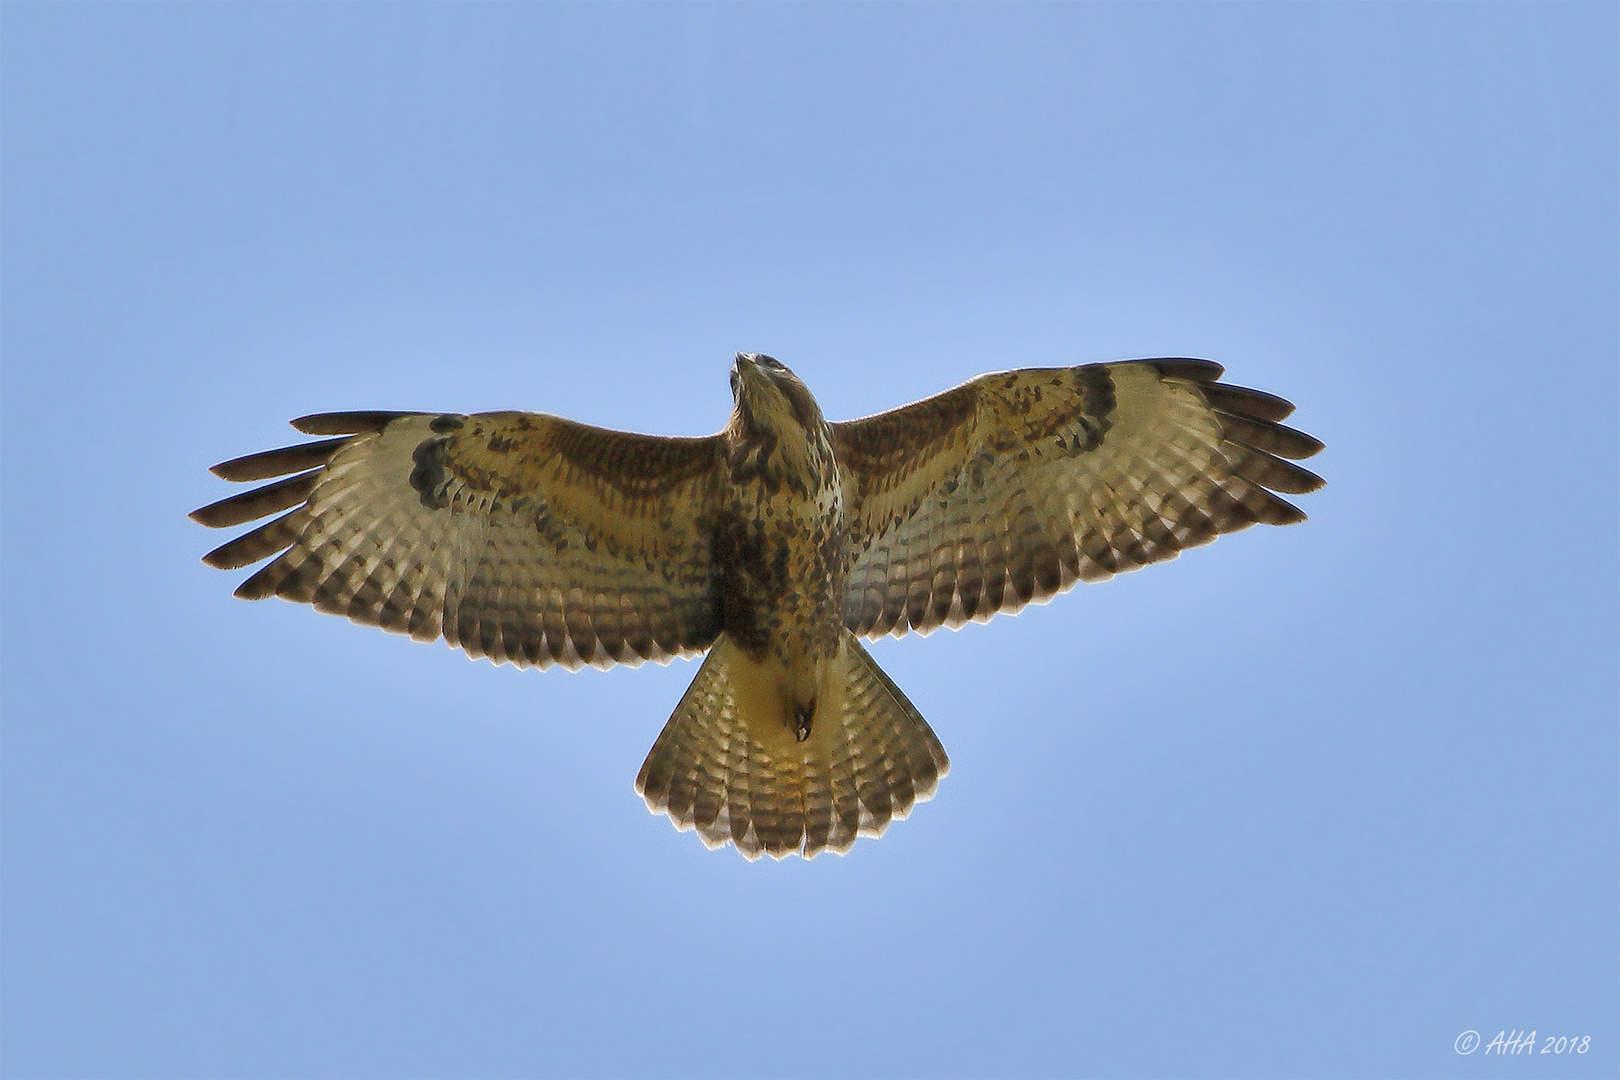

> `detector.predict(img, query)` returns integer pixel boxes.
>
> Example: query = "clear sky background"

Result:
[2,5,1615,1079]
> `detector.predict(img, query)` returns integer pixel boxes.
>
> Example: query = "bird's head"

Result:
[728,353,824,434]
[725,353,832,481]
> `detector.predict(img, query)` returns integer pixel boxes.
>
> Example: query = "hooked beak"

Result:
[731,353,764,397]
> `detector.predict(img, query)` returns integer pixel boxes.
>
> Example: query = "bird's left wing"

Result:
[193,411,727,670]
[832,359,1324,639]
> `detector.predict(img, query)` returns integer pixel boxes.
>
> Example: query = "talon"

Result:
[793,697,816,742]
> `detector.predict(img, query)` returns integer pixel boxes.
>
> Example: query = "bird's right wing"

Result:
[831,359,1324,639]
[193,411,728,670]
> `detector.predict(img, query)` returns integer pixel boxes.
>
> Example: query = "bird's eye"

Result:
[729,370,740,395]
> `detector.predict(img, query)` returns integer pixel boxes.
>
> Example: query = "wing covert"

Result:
[832,359,1324,639]
[193,411,728,670]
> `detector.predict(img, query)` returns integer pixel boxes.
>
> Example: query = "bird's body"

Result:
[713,356,847,741]
[194,354,1323,859]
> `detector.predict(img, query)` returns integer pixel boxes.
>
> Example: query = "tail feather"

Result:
[635,630,948,859]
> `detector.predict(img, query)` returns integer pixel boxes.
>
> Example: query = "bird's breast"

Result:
[713,432,846,666]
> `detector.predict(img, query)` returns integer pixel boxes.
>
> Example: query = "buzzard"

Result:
[193,355,1323,859]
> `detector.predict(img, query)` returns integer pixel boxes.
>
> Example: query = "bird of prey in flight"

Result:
[193,354,1323,859]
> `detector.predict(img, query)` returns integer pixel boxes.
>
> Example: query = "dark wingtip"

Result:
[1203,382,1296,423]
[233,574,276,600]
[1150,358,1226,382]
[1291,464,1326,494]
[291,411,412,436]
[209,436,352,481]
[1285,429,1326,460]
[189,472,319,529]
[1267,501,1309,526]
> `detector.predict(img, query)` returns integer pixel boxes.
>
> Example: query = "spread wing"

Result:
[832,359,1324,639]
[192,411,727,670]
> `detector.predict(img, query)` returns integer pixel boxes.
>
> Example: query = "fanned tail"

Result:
[635,631,948,859]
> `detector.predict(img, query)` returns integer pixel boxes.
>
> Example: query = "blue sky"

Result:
[2,4,1615,1078]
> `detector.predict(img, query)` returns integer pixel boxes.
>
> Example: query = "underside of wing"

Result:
[833,359,1324,639]
[193,410,728,670]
